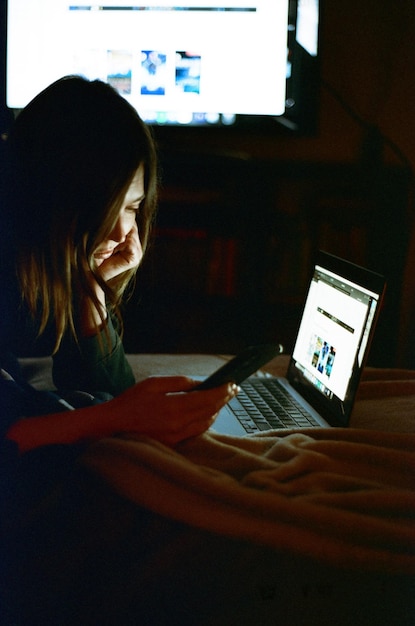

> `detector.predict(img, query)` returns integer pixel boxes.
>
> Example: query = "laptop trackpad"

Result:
[210,404,247,436]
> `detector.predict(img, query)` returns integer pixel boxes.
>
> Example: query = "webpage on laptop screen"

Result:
[292,267,378,403]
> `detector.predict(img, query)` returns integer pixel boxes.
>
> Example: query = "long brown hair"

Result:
[5,76,158,352]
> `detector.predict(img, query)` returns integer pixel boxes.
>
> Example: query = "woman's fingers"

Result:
[160,414,218,446]
[97,223,143,281]
[113,376,239,445]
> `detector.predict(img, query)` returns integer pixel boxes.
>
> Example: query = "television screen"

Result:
[6,0,319,130]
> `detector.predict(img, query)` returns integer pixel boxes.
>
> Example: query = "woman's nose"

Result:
[109,215,129,243]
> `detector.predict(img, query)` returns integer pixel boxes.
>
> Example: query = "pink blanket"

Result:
[83,426,415,576]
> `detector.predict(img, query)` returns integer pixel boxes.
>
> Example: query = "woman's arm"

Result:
[53,267,135,395]
[6,377,239,453]
[52,224,140,395]
[52,316,135,396]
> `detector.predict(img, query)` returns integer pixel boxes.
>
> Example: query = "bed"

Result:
[5,353,415,625]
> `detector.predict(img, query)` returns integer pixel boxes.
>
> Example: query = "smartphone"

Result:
[194,343,284,391]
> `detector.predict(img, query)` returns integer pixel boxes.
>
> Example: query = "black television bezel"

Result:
[0,0,320,137]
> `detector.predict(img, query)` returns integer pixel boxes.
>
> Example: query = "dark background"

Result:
[2,1,415,367]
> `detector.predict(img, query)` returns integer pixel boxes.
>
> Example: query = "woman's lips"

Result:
[94,249,114,260]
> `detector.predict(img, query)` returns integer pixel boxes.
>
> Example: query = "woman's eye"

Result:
[127,204,140,214]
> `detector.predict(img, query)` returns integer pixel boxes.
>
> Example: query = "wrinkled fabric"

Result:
[82,427,415,575]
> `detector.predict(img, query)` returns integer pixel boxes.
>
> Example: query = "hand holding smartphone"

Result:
[194,343,283,391]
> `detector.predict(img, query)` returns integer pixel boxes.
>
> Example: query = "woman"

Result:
[0,75,238,454]
[0,77,242,626]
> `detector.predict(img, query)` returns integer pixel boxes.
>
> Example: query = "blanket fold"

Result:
[82,427,415,575]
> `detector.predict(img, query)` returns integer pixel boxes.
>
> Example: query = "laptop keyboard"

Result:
[229,378,321,433]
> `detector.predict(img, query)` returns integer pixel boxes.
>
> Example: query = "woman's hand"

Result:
[104,376,239,446]
[96,222,143,283]
[6,376,239,453]
[80,223,142,335]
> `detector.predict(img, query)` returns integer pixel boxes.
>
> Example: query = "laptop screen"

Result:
[287,252,385,426]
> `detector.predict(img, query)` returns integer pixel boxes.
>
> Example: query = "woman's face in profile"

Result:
[93,165,145,267]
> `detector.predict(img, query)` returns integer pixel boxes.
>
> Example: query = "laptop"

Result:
[210,251,386,435]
